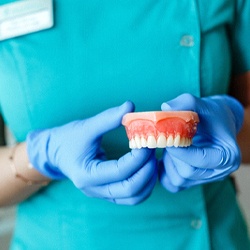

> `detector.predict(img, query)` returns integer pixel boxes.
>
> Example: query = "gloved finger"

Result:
[161,93,226,117]
[166,145,239,169]
[160,152,234,191]
[167,154,235,183]
[105,169,158,205]
[95,148,107,161]
[74,148,154,188]
[160,150,214,190]
[159,160,214,192]
[159,145,238,192]
[84,154,157,198]
[173,156,236,180]
[176,171,226,186]
[161,94,243,135]
[161,93,199,111]
[158,160,183,193]
[161,150,186,188]
[169,155,215,180]
[85,101,135,140]
[159,157,212,192]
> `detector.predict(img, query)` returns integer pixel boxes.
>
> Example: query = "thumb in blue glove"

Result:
[27,101,157,205]
[159,93,243,193]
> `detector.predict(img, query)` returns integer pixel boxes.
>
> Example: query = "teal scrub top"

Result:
[0,0,250,249]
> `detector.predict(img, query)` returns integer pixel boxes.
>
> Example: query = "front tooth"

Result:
[135,135,142,149]
[182,137,187,147]
[141,137,147,147]
[166,135,174,147]
[129,138,136,149]
[174,134,181,147]
[157,134,167,148]
[185,138,190,147]
[179,137,185,147]
[147,135,157,148]
[185,138,191,147]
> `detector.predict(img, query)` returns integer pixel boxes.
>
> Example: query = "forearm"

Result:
[0,143,51,207]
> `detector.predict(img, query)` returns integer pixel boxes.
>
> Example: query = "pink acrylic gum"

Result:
[122,111,199,148]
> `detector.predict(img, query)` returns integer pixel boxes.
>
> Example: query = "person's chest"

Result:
[0,0,234,142]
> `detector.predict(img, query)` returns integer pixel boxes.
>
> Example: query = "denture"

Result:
[122,111,199,149]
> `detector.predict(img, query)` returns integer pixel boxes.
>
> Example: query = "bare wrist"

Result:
[9,143,51,186]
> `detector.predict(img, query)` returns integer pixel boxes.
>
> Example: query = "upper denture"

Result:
[122,111,199,149]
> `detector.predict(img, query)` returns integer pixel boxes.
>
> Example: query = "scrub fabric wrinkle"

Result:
[0,0,249,249]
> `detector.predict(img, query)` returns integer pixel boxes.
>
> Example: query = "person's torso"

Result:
[0,1,248,249]
[0,0,232,157]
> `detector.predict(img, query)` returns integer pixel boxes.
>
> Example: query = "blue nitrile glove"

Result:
[26,102,157,205]
[159,93,244,193]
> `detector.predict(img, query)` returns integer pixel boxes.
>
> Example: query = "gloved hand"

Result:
[26,102,157,205]
[159,93,244,193]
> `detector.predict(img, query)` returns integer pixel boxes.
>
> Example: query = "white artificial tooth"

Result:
[178,136,183,147]
[129,138,136,149]
[183,138,187,146]
[186,138,191,147]
[185,138,191,147]
[174,134,181,147]
[135,135,142,149]
[141,137,147,148]
[147,135,157,148]
[166,135,174,147]
[178,137,184,147]
[182,137,187,147]
[157,134,167,148]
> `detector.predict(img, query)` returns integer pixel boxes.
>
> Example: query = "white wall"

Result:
[234,164,250,231]
[0,206,15,250]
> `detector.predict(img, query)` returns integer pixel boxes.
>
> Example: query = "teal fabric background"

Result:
[0,0,249,249]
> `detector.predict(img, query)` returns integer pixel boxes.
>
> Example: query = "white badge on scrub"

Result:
[0,0,53,41]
